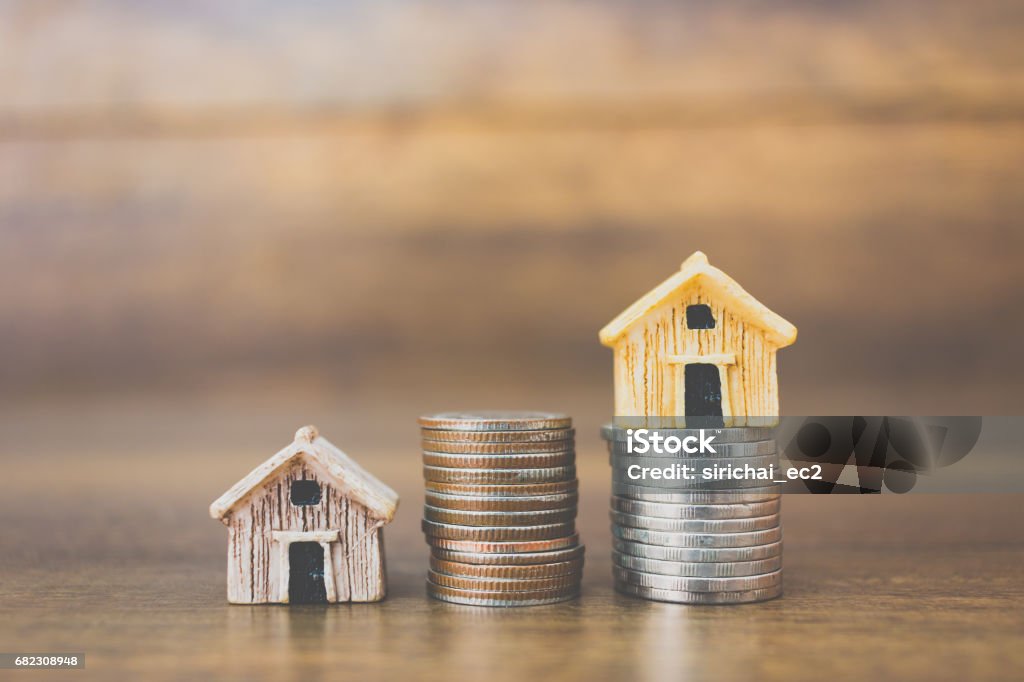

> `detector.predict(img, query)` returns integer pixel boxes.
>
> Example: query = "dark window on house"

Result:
[290,480,321,506]
[686,304,716,329]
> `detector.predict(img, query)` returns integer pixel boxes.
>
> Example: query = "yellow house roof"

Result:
[598,251,797,348]
[209,425,399,523]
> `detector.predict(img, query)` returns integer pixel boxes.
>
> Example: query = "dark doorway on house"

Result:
[684,363,724,427]
[289,542,327,604]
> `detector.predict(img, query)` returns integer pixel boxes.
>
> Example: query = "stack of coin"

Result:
[603,422,783,604]
[419,411,584,606]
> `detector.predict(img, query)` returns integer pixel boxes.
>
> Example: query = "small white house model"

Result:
[210,425,398,604]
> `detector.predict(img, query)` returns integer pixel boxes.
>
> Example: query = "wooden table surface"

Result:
[1,401,1022,681]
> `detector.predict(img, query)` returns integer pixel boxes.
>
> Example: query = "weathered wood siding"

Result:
[224,457,385,604]
[611,285,779,421]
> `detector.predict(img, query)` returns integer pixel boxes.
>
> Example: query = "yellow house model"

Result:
[599,251,797,423]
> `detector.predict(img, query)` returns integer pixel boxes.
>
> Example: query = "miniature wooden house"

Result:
[209,425,399,604]
[599,251,797,423]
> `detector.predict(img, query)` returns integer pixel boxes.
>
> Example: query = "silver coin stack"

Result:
[419,411,585,607]
[603,423,783,604]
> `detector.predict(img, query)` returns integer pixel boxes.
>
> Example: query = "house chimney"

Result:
[294,425,319,443]
[681,250,709,269]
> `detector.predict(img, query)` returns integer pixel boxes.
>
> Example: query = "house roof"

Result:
[598,251,797,348]
[209,425,399,523]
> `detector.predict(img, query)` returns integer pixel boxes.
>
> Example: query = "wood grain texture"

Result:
[210,428,399,523]
[1,1,1022,125]
[208,425,395,602]
[604,253,793,419]
[1,2,1023,407]
[211,427,396,603]
[0,400,1022,681]
[224,460,386,604]
[2,124,1021,408]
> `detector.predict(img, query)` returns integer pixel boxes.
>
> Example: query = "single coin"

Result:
[431,545,585,565]
[610,497,781,519]
[431,557,583,579]
[428,569,581,592]
[426,491,579,512]
[613,539,782,563]
[614,581,782,604]
[612,525,781,548]
[612,483,781,503]
[424,465,576,484]
[424,428,575,443]
[426,582,580,607]
[606,440,777,458]
[609,511,780,533]
[613,552,782,577]
[422,440,575,455]
[423,519,576,541]
[423,451,575,469]
[424,505,577,527]
[419,411,572,431]
[425,480,578,497]
[613,566,782,592]
[426,534,580,554]
[602,423,775,442]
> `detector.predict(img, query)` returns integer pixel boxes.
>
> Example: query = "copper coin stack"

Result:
[603,423,783,604]
[419,411,584,606]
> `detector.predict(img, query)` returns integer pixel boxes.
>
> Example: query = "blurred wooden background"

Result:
[1,5,1023,679]
[1,0,1023,415]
